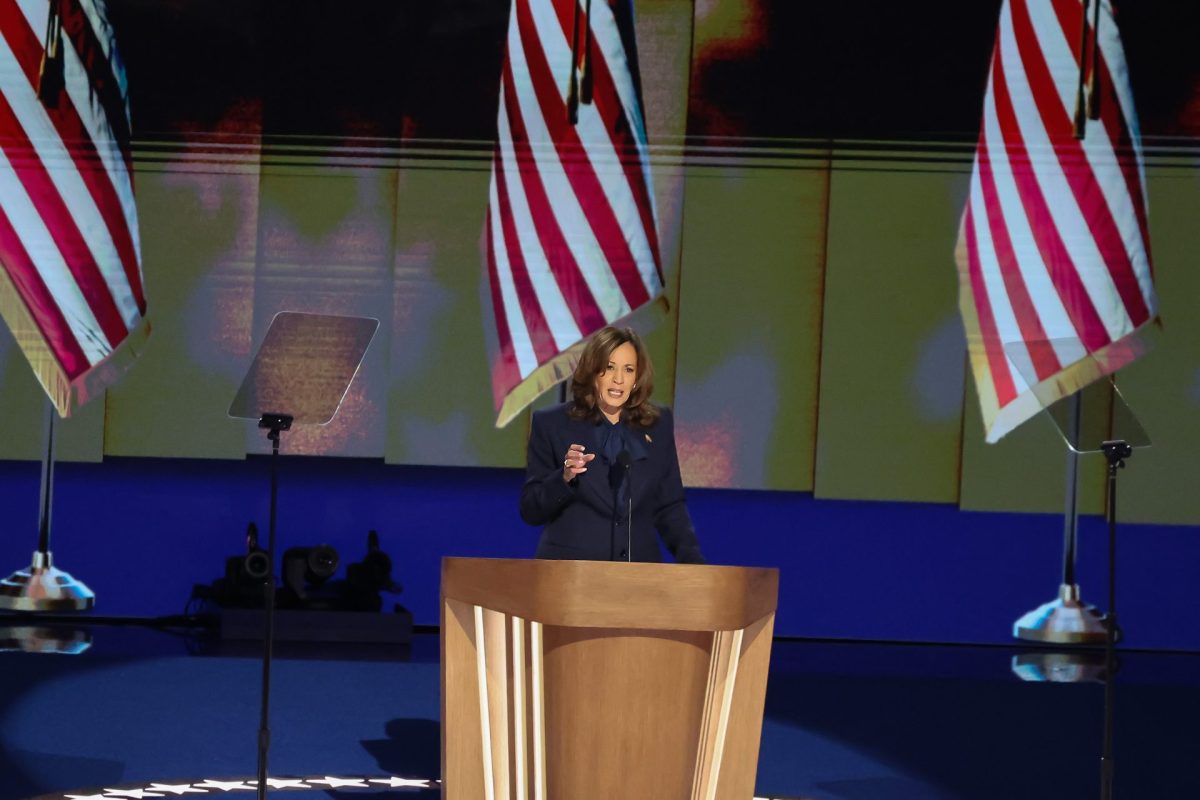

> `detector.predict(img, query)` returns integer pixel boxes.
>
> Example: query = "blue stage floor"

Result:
[1,621,1198,800]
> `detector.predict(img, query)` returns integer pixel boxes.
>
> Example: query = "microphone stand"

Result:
[626,494,632,563]
[616,451,631,562]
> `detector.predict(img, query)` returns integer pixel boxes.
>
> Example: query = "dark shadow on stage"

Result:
[339,717,440,798]
[2,748,125,800]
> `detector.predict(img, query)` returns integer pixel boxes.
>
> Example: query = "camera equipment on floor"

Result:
[190,526,411,643]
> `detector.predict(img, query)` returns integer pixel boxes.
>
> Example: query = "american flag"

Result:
[0,0,147,417]
[484,0,663,427]
[956,0,1156,443]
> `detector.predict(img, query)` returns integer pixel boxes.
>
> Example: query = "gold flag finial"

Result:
[37,0,65,108]
[580,0,595,105]
[566,0,582,124]
[1085,0,1102,121]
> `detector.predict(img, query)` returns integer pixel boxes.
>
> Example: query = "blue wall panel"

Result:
[0,458,1196,650]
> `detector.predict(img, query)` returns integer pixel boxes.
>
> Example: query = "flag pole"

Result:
[1013,391,1106,644]
[580,0,595,105]
[0,398,95,612]
[1060,392,1083,589]
[566,0,582,124]
[36,0,64,107]
[1072,0,1092,139]
[1086,0,1102,121]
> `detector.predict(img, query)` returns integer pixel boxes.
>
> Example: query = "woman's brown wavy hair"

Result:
[567,326,660,428]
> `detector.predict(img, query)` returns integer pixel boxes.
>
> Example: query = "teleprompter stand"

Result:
[229,311,378,800]
[1098,438,1132,800]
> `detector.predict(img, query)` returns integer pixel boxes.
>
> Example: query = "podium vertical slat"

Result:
[693,628,744,800]
[530,619,547,800]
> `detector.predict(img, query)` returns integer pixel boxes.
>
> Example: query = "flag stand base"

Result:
[0,551,95,612]
[1013,583,1107,644]
[1012,649,1107,683]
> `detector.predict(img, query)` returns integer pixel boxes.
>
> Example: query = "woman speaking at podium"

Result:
[520,326,705,564]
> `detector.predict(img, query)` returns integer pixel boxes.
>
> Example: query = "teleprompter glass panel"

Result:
[229,312,378,426]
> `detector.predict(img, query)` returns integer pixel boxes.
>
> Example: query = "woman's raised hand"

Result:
[562,443,595,483]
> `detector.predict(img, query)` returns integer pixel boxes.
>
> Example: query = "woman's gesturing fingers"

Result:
[562,443,595,482]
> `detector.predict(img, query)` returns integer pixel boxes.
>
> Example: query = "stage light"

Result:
[242,523,270,581]
[340,530,402,612]
[190,522,272,610]
[280,545,339,607]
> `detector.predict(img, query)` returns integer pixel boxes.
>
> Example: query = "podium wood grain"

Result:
[441,558,778,800]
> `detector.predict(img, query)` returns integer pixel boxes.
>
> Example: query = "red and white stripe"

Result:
[0,0,145,414]
[958,0,1156,443]
[485,0,662,421]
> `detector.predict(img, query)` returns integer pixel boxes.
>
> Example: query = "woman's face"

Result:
[595,341,637,417]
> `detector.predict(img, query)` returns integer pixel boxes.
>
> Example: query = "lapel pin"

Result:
[645,433,652,443]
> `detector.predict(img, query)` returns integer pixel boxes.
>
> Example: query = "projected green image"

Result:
[1,0,1196,526]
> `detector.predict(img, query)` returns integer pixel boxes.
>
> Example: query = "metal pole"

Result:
[257,426,282,800]
[1012,390,1106,643]
[1072,0,1092,138]
[36,400,56,555]
[1061,393,1082,587]
[0,398,94,612]
[1100,454,1118,800]
[1099,439,1129,800]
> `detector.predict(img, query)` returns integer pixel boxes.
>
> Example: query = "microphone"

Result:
[617,450,632,562]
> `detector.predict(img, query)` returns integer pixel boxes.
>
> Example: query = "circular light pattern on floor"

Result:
[34,775,435,800]
[29,776,803,800]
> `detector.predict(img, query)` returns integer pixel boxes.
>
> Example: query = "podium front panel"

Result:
[441,558,777,800]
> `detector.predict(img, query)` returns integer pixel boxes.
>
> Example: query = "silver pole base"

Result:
[1011,650,1107,683]
[0,625,92,654]
[0,551,95,612]
[1013,583,1107,644]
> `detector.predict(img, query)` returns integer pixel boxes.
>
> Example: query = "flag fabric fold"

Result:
[956,0,1156,443]
[484,0,664,427]
[0,0,148,417]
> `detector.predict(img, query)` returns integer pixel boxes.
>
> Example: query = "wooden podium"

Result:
[441,558,778,799]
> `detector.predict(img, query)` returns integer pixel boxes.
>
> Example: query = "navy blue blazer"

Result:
[520,403,704,563]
